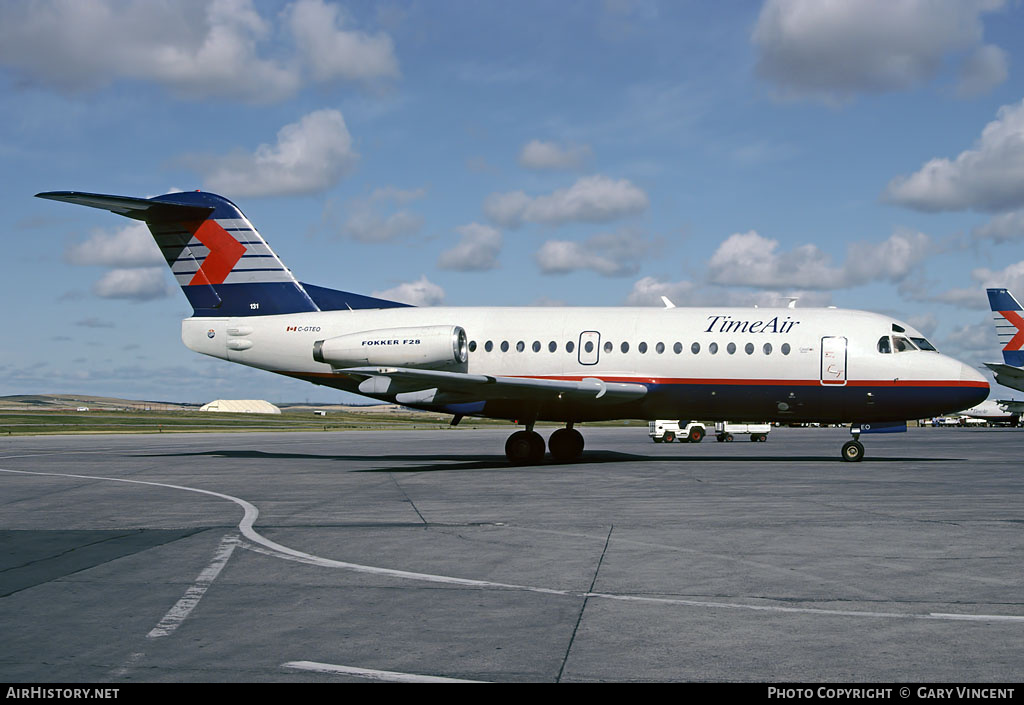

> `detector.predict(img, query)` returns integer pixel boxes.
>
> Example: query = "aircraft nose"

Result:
[960,362,988,387]
[958,361,990,407]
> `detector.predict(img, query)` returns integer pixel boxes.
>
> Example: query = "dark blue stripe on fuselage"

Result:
[276,374,988,424]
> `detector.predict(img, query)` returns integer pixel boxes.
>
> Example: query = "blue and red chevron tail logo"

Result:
[988,288,1024,366]
[186,220,246,286]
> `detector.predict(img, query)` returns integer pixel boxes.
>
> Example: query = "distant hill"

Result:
[0,394,197,411]
[0,394,391,412]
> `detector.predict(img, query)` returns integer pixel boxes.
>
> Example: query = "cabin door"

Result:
[820,336,848,386]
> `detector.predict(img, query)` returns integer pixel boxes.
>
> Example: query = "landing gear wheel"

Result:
[506,430,546,465]
[841,440,865,462]
[688,427,704,443]
[549,428,585,463]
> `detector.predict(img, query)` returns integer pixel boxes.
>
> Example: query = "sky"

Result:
[2,0,1024,404]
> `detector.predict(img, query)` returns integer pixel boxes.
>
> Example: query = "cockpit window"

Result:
[877,336,891,354]
[910,337,937,352]
[892,336,917,352]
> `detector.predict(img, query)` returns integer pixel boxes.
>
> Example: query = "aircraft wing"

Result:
[984,362,1024,393]
[336,366,648,406]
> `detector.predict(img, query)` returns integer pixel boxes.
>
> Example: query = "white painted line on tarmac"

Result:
[283,660,484,683]
[929,612,1024,622]
[0,468,566,595]
[148,533,239,638]
[4,467,1023,626]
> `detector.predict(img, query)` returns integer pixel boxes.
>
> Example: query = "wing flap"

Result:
[339,366,648,403]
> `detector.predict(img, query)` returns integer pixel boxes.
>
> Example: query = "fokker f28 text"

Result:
[38,190,989,463]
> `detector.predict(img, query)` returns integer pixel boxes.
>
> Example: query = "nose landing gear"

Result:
[842,427,865,462]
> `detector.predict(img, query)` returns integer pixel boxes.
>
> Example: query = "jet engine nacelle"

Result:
[313,325,468,369]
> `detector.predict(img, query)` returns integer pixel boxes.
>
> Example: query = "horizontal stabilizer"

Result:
[985,362,1024,393]
[35,191,214,223]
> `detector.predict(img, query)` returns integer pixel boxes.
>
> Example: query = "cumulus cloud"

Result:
[0,0,399,103]
[331,185,426,242]
[437,223,502,271]
[287,0,400,82]
[518,140,593,171]
[956,44,1009,98]
[372,275,445,306]
[64,223,164,268]
[971,210,1024,243]
[92,268,173,301]
[0,0,297,102]
[706,229,931,290]
[484,175,649,228]
[940,319,998,366]
[752,0,1007,102]
[910,259,1024,310]
[342,210,423,243]
[625,276,833,308]
[884,99,1024,213]
[196,109,359,197]
[535,231,652,277]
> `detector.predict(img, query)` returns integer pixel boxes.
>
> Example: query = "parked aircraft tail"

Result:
[36,190,406,317]
[987,288,1024,367]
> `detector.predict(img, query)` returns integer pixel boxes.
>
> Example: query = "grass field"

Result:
[0,408,647,436]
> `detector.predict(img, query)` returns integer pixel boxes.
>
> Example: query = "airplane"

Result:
[37,189,989,463]
[984,288,1024,393]
[954,399,1022,426]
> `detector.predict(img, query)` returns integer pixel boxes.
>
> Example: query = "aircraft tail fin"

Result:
[36,190,407,316]
[987,288,1024,367]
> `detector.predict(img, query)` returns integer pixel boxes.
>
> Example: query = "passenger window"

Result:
[745,343,754,355]
[691,342,700,354]
[709,342,718,355]
[656,342,665,354]
[621,341,630,353]
[485,341,493,352]
[532,341,541,353]
[516,341,525,353]
[727,342,736,355]
[584,341,594,353]
[639,342,648,354]
[673,342,682,354]
[604,341,613,353]
[781,343,790,355]
[500,341,509,352]
[566,341,575,353]
[763,343,772,355]
[548,341,557,353]
[469,340,477,352]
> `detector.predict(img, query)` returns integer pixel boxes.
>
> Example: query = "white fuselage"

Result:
[182,305,988,424]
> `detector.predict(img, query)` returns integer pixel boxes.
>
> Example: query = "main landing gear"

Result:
[505,423,584,465]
